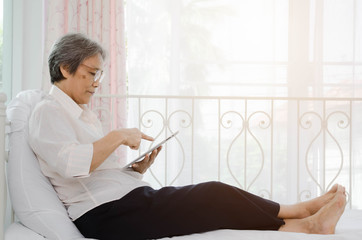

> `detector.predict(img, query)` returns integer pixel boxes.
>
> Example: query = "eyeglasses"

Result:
[80,64,105,83]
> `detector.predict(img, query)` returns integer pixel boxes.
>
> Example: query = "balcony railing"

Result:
[92,95,362,209]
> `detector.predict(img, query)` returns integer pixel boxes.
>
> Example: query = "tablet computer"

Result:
[124,131,179,169]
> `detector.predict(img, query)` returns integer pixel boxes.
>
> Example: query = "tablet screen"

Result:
[123,131,179,169]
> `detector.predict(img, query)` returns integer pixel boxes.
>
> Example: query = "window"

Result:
[125,0,362,98]
[125,0,362,207]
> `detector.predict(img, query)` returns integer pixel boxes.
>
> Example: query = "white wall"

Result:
[2,0,44,101]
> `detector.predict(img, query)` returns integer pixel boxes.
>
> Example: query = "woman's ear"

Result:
[60,65,70,79]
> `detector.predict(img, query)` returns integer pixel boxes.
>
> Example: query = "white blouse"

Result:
[29,85,149,220]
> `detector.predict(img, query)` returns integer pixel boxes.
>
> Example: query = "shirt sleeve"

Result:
[29,103,93,178]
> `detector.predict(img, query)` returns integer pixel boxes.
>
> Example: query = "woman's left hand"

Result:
[132,146,162,174]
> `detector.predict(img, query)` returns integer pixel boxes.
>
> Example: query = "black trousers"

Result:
[74,181,285,240]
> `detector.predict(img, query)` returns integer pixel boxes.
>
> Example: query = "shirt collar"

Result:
[49,85,84,119]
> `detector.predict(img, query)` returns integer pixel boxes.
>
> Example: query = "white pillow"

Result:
[6,89,87,240]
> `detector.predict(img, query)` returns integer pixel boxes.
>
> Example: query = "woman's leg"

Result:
[75,181,285,239]
[278,184,341,219]
[74,182,346,239]
[278,185,346,234]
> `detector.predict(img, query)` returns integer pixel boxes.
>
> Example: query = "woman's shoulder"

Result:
[31,95,64,118]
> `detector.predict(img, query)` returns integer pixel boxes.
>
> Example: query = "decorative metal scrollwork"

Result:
[141,109,192,187]
[258,189,271,199]
[298,189,312,202]
[141,110,166,131]
[246,111,271,191]
[299,111,324,193]
[166,110,192,185]
[324,111,350,191]
[140,110,166,187]
[299,110,350,197]
[221,111,245,188]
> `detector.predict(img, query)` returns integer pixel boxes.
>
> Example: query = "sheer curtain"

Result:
[42,0,128,155]
[125,0,362,207]
[126,0,361,97]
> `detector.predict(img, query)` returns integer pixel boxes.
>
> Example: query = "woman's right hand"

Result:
[91,128,153,173]
[118,128,154,150]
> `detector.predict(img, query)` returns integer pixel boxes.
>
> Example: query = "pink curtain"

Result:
[42,0,127,157]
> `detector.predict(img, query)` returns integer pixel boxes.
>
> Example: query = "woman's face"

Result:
[60,53,104,104]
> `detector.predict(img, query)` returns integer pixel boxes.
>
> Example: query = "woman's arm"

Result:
[90,128,154,172]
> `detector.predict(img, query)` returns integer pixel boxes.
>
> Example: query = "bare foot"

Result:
[309,190,346,234]
[278,184,343,220]
[300,184,339,217]
[279,190,346,234]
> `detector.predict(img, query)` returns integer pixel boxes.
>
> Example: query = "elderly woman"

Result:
[29,33,346,240]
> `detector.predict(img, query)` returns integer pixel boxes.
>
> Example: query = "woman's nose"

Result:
[93,81,100,88]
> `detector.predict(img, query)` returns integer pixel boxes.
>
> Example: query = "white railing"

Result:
[93,95,362,209]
